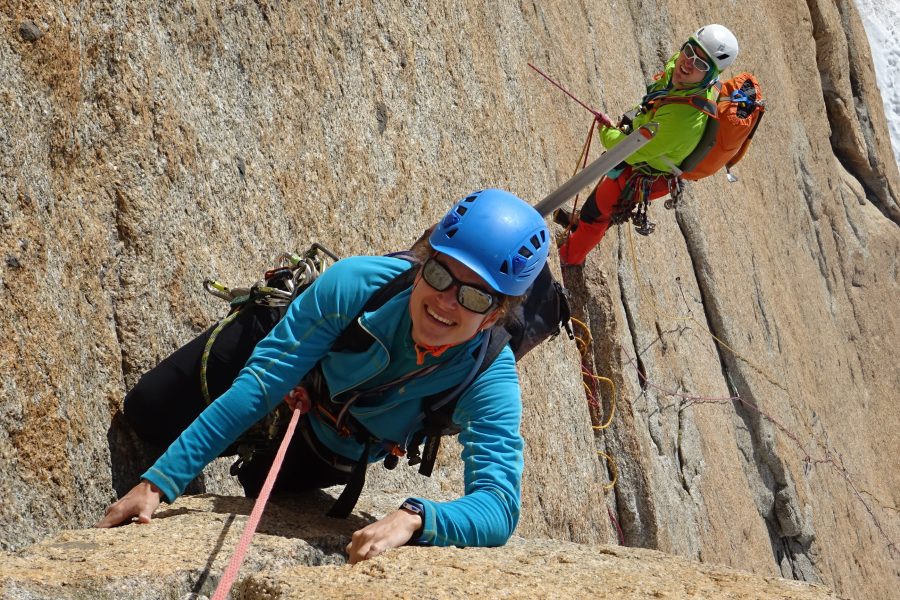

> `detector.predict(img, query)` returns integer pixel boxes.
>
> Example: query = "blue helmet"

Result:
[429,189,550,296]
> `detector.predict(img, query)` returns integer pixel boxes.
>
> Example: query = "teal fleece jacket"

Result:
[143,255,523,548]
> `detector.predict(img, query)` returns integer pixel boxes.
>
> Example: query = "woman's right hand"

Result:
[95,480,162,528]
[283,386,310,413]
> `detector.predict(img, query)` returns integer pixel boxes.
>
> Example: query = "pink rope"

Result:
[607,506,625,545]
[527,63,606,121]
[211,407,301,600]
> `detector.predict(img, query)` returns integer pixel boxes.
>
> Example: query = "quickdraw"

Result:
[609,171,683,236]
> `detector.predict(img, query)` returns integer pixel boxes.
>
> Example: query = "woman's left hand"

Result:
[346,508,422,564]
[594,111,615,128]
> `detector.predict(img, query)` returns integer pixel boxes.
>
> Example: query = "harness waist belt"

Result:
[299,417,355,474]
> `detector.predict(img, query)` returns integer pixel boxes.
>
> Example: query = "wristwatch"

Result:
[400,499,425,539]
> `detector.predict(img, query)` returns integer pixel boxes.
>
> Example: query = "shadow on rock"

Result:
[203,491,373,565]
[107,409,214,498]
[106,409,165,498]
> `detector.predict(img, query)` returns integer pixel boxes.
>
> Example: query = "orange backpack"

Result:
[645,73,765,181]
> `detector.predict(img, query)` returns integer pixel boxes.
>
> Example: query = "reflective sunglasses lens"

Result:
[458,286,494,314]
[423,259,453,291]
[683,44,710,72]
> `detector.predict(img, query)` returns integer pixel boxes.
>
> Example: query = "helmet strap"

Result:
[700,69,721,89]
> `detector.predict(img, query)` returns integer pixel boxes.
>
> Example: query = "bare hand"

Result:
[95,480,162,528]
[346,508,422,564]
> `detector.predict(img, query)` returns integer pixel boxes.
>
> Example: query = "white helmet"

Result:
[691,24,738,71]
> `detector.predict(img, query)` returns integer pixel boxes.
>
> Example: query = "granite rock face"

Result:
[0,1,897,599]
[560,1,900,597]
[0,495,845,600]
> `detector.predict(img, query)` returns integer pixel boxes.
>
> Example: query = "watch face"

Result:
[401,501,423,515]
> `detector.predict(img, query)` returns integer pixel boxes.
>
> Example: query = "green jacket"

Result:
[600,53,716,173]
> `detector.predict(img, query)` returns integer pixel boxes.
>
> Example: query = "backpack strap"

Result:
[330,265,418,352]
[309,263,421,434]
[641,77,720,120]
[407,326,511,477]
[645,93,718,118]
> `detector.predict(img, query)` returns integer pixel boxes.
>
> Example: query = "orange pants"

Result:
[558,166,672,265]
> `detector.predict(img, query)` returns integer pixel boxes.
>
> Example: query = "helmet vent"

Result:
[456,205,468,216]
[445,227,458,238]
[442,212,461,229]
[499,260,509,275]
[464,194,478,203]
[518,246,533,259]
[512,255,527,275]
[530,234,542,248]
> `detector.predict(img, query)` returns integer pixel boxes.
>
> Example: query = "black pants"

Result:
[123,304,349,496]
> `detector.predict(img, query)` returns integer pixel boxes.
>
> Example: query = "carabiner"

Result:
[204,279,234,301]
[730,89,752,106]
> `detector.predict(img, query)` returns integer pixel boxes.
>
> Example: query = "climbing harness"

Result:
[612,168,686,236]
[532,121,658,218]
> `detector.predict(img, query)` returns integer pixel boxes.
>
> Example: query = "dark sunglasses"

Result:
[681,42,711,72]
[421,257,497,314]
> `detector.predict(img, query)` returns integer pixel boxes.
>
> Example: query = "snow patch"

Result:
[854,0,900,169]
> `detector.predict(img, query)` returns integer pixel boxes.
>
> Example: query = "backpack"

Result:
[202,244,572,517]
[643,72,766,181]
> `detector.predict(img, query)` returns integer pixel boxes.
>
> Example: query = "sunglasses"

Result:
[681,43,711,73]
[421,257,497,314]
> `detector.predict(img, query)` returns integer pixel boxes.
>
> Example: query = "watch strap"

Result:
[400,499,425,539]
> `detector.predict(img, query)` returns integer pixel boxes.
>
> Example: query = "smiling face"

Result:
[672,42,713,89]
[409,254,502,348]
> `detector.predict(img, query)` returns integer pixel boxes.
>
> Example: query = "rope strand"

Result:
[528,63,607,121]
[618,226,896,556]
[211,407,302,600]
